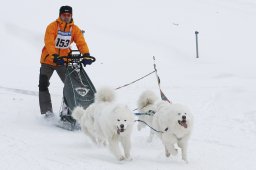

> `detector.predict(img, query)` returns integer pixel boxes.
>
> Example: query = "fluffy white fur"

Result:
[152,101,193,163]
[136,90,159,142]
[72,87,135,161]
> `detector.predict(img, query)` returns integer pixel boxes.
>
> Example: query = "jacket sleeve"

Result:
[73,25,90,54]
[44,22,57,55]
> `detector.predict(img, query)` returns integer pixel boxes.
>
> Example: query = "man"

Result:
[39,5,93,117]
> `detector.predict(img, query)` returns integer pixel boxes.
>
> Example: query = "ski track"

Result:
[0,86,38,96]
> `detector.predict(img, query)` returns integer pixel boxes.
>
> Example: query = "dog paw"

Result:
[118,156,125,161]
[182,157,188,163]
[102,141,107,146]
[125,156,133,161]
[165,151,170,157]
[174,149,178,156]
[170,149,178,156]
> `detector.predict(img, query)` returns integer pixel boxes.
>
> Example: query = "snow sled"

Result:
[57,50,96,131]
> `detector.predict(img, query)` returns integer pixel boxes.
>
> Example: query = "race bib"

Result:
[55,27,72,49]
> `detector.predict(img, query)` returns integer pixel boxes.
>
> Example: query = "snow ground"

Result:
[0,0,256,169]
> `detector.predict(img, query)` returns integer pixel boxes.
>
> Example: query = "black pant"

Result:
[38,64,66,114]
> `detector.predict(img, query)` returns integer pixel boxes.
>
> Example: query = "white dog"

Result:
[152,101,193,163]
[72,87,135,161]
[136,90,159,142]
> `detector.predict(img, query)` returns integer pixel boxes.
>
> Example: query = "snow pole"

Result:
[153,56,171,103]
[195,31,199,58]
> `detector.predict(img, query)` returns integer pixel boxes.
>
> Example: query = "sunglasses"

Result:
[61,13,72,17]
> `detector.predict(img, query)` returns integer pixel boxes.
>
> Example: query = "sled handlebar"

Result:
[59,55,96,65]
[59,55,83,60]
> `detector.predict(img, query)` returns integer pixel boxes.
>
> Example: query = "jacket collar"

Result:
[56,17,74,27]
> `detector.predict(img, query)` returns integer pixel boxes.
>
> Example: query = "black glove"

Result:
[82,53,96,66]
[53,54,65,65]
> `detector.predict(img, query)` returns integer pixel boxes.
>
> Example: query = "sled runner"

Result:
[57,50,96,130]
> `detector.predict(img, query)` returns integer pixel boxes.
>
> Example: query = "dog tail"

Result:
[95,87,115,102]
[72,106,85,122]
[137,90,158,109]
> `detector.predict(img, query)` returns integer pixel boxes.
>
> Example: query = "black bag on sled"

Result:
[63,65,96,113]
[58,52,96,130]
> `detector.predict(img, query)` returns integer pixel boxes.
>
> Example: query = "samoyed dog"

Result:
[72,87,135,161]
[136,90,159,142]
[152,101,193,163]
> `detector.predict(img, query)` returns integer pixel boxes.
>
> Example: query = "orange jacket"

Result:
[40,18,90,65]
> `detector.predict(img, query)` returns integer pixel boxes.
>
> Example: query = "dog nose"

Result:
[182,115,186,119]
[120,124,124,128]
